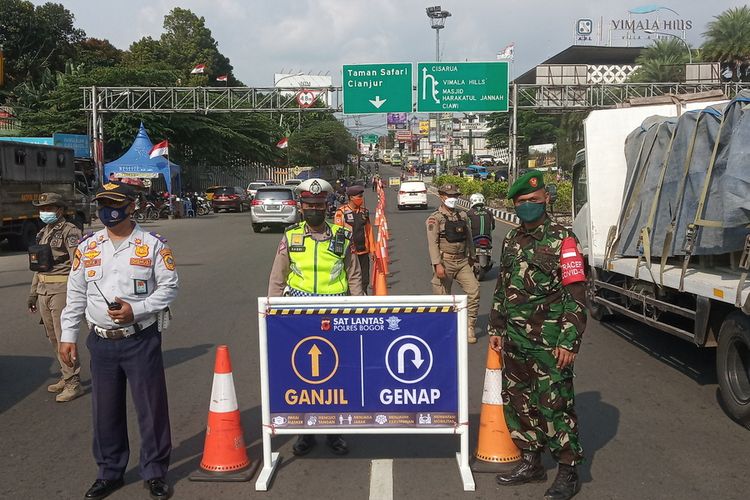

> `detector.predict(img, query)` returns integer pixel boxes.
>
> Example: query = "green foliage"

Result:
[459,152,473,165]
[629,39,693,83]
[486,111,560,166]
[75,38,123,70]
[0,0,84,90]
[703,6,750,69]
[288,120,357,167]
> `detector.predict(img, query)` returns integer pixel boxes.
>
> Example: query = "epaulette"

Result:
[149,232,168,243]
[286,222,301,231]
[78,232,95,245]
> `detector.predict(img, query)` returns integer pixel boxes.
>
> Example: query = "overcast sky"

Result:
[33,0,748,130]
[44,0,746,84]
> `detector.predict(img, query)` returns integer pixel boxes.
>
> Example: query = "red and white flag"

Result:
[191,64,206,74]
[216,74,228,82]
[149,140,169,159]
[497,43,515,61]
[276,137,288,149]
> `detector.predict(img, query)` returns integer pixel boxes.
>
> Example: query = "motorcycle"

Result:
[196,196,211,216]
[473,235,493,281]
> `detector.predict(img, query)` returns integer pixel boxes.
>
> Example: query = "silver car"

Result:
[251,186,300,232]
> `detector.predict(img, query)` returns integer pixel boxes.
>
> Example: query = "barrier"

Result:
[256,295,474,491]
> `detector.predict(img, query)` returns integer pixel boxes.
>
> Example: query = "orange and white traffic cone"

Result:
[190,345,258,482]
[378,237,390,275]
[472,345,521,472]
[373,259,388,296]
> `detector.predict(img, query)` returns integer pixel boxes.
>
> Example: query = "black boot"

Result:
[544,464,580,500]
[292,435,317,456]
[496,451,546,486]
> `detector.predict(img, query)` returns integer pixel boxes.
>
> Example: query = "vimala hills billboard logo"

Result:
[611,5,693,33]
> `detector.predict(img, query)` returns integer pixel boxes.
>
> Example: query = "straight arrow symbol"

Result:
[369,96,387,109]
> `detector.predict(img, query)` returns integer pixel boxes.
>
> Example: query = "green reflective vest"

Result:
[286,222,351,295]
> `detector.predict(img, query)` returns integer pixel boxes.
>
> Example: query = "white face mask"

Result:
[444,197,458,209]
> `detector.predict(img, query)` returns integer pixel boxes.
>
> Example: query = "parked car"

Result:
[204,185,223,201]
[211,186,251,212]
[476,155,495,166]
[397,181,428,210]
[251,186,300,232]
[284,179,303,187]
[247,181,271,199]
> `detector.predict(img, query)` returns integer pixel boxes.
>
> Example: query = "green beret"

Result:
[507,171,545,199]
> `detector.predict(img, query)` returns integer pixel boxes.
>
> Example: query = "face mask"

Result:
[303,209,326,227]
[98,205,130,227]
[515,201,546,223]
[350,197,364,208]
[39,211,59,225]
[444,197,458,209]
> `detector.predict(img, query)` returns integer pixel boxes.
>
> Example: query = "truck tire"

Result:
[587,275,612,322]
[717,312,750,428]
[8,220,39,251]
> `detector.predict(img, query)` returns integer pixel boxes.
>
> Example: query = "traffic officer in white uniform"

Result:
[60,181,178,500]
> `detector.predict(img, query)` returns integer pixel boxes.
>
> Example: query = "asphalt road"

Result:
[1,163,748,499]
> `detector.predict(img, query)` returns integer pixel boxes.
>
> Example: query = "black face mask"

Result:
[303,209,326,227]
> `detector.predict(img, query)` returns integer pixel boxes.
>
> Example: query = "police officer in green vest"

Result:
[268,178,363,455]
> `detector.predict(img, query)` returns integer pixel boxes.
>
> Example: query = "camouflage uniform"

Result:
[489,215,586,466]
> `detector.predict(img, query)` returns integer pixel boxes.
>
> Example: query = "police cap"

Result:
[297,178,333,203]
[507,170,545,199]
[33,192,66,207]
[346,185,365,196]
[438,183,460,196]
[94,181,137,204]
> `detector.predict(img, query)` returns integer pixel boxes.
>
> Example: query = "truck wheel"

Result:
[587,275,612,322]
[717,312,750,428]
[9,220,39,251]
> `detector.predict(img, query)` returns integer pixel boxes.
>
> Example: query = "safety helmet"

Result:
[469,193,485,208]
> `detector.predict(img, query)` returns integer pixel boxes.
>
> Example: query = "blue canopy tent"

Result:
[104,123,181,194]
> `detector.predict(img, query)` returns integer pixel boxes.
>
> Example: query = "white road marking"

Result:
[369,459,394,500]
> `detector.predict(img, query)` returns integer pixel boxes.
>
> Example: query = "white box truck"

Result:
[572,91,750,427]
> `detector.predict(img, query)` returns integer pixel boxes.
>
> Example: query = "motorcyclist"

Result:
[467,193,495,240]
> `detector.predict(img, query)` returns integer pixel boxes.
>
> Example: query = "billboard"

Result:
[419,120,430,136]
[527,143,557,169]
[387,112,408,130]
[274,73,333,104]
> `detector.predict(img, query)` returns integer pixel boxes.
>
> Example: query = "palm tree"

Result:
[629,38,692,82]
[702,6,750,80]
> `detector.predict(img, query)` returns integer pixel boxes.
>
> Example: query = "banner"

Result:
[419,120,430,136]
[256,295,473,492]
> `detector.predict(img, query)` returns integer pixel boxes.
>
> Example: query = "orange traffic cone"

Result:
[378,238,390,275]
[373,259,388,296]
[472,345,521,472]
[190,346,258,482]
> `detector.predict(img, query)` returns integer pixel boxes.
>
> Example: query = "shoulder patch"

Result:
[286,222,301,232]
[149,232,168,243]
[78,232,95,245]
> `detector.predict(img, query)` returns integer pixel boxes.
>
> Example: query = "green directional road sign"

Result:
[361,134,379,144]
[343,63,412,114]
[416,61,509,113]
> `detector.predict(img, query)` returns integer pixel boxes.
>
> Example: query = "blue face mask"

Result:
[39,211,59,225]
[98,205,130,227]
[514,201,546,223]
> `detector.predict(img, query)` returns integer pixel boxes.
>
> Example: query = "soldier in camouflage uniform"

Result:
[489,171,587,500]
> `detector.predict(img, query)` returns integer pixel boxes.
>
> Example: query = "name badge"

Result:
[133,279,148,295]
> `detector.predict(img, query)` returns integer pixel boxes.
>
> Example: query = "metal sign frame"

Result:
[256,294,474,492]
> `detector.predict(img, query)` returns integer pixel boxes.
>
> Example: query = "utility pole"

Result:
[426,6,451,177]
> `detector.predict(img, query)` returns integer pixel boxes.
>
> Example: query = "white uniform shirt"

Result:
[60,224,179,343]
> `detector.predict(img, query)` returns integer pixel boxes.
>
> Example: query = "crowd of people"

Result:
[24,170,586,500]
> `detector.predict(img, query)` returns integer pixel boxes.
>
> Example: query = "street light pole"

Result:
[426,6,451,177]
[643,30,692,64]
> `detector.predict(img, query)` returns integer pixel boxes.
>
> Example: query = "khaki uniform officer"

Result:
[27,192,83,401]
[426,183,481,343]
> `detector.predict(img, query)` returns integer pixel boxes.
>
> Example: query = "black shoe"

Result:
[144,478,170,500]
[544,464,580,500]
[496,451,547,486]
[325,435,349,455]
[84,478,124,500]
[292,435,317,456]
